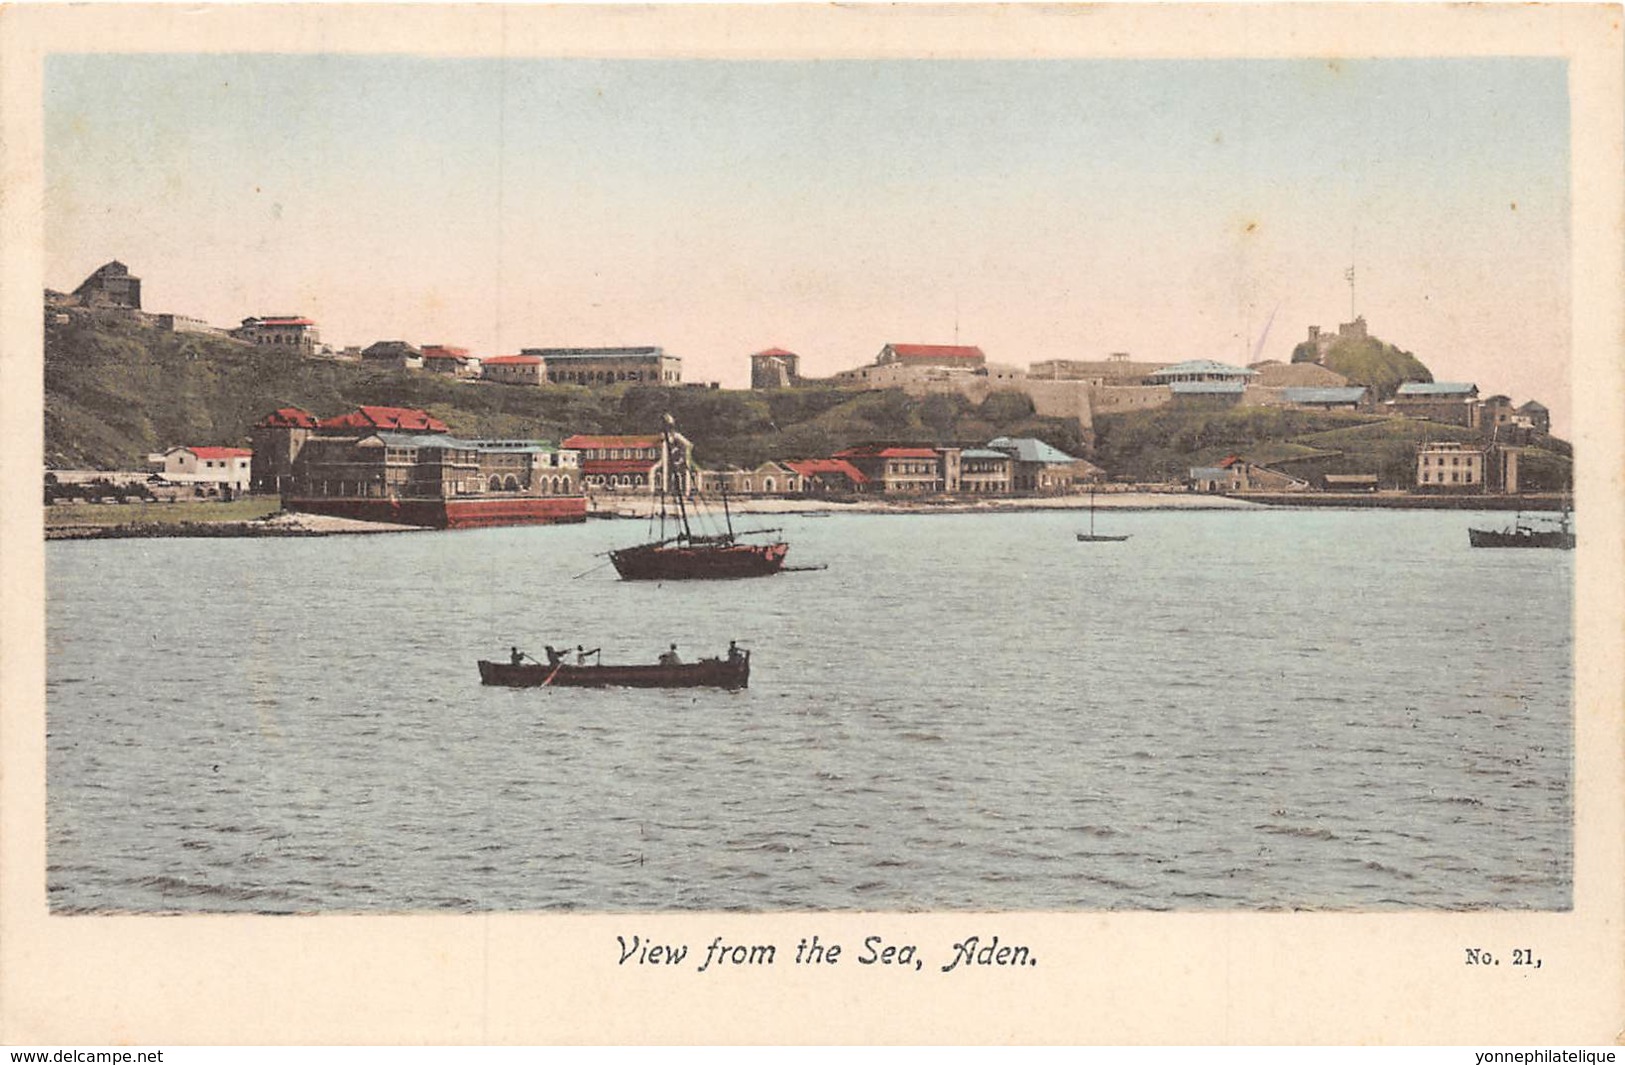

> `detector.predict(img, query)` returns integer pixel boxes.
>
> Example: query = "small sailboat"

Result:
[1077,486,1130,543]
[607,415,791,580]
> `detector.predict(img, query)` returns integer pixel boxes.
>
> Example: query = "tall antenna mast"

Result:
[1345,264,1357,320]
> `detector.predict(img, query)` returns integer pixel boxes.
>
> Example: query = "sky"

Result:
[44,54,1572,430]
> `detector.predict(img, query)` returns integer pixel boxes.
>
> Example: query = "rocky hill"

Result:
[1290,330,1433,400]
[42,308,1089,471]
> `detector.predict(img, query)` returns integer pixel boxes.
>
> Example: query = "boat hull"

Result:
[478,655,749,690]
[1077,534,1131,542]
[609,541,789,580]
[1468,528,1575,549]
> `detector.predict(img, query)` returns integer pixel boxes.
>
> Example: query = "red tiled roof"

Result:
[182,446,252,459]
[421,345,471,359]
[834,445,940,460]
[754,347,796,357]
[886,343,985,361]
[562,435,661,449]
[258,407,318,428]
[256,317,315,327]
[483,355,542,366]
[785,458,868,484]
[318,406,449,432]
[582,459,659,475]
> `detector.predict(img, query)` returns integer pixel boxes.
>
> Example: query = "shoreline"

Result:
[44,490,1570,540]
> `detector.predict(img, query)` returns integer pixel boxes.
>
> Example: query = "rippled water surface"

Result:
[47,508,1572,912]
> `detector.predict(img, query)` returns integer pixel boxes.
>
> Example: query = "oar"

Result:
[571,557,617,580]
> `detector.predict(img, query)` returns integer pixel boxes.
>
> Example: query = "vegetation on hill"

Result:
[44,307,1571,490]
[1290,333,1433,400]
[43,309,1088,470]
[1093,401,1572,490]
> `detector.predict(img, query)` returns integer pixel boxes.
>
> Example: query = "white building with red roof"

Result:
[482,354,545,386]
[561,431,693,494]
[833,443,965,493]
[160,445,253,496]
[876,343,986,368]
[750,347,803,389]
[232,316,320,354]
[832,342,1027,393]
[420,345,482,378]
[784,458,868,495]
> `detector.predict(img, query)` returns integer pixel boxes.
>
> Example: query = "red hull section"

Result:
[286,496,588,529]
[609,541,789,580]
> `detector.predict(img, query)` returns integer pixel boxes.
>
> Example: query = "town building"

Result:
[1478,395,1517,434]
[783,458,868,495]
[155,313,226,337]
[482,354,545,386]
[1389,382,1480,427]
[750,348,804,389]
[420,345,482,378]
[1147,360,1258,387]
[1516,401,1551,434]
[562,432,694,494]
[1415,441,1487,490]
[833,444,960,494]
[526,347,681,386]
[986,437,1103,493]
[832,343,995,388]
[1277,386,1371,411]
[249,406,320,493]
[1028,353,1167,384]
[696,462,802,496]
[158,445,252,497]
[233,316,321,354]
[875,343,986,369]
[262,404,584,527]
[958,448,1014,494]
[360,340,423,370]
[1188,456,1308,494]
[72,261,141,309]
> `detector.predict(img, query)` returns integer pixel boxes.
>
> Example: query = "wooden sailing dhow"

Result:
[608,415,791,580]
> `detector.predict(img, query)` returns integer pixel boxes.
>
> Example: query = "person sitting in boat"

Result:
[659,643,682,667]
[728,640,743,663]
[577,645,600,665]
[543,646,564,667]
[510,647,524,666]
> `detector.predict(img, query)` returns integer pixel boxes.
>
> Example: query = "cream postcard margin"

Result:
[1,3,1620,1045]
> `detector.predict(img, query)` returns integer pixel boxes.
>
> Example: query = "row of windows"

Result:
[1420,454,1479,466]
[585,448,659,460]
[550,369,678,385]
[1419,470,1476,484]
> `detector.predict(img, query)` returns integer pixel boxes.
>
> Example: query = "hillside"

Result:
[1290,331,1433,400]
[1094,402,1573,490]
[43,309,1088,470]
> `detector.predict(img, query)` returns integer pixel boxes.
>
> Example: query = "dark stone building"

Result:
[72,261,141,309]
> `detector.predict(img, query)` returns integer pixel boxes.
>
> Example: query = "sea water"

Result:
[45,508,1573,912]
